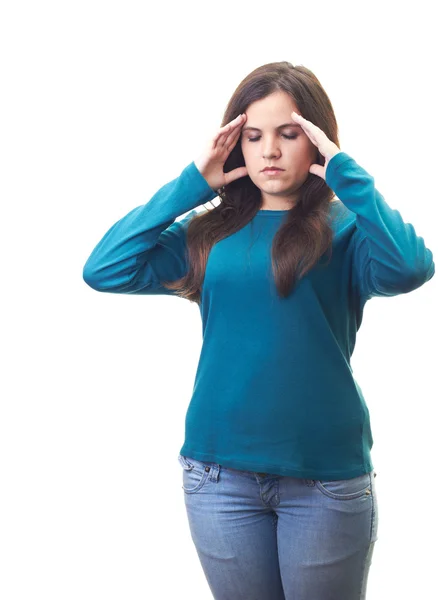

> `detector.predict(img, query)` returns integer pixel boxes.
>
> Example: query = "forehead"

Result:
[245,90,298,115]
[242,123,301,132]
[242,92,300,131]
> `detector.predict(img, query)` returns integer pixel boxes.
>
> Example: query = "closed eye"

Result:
[247,134,298,142]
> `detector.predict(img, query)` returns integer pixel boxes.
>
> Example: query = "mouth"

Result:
[262,168,284,175]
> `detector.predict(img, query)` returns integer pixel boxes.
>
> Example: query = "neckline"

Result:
[257,209,290,216]
[256,200,341,216]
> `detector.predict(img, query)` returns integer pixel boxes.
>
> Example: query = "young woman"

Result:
[83,61,435,600]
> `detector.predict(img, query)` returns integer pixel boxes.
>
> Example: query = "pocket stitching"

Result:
[314,474,372,500]
[182,467,209,494]
[179,455,211,494]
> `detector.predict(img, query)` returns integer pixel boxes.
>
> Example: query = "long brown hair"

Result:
[163,61,340,304]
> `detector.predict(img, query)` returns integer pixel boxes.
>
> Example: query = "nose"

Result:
[263,142,280,159]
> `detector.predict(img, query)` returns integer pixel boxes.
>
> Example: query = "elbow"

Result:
[83,262,102,291]
[425,257,435,282]
[413,250,435,287]
[403,259,435,292]
[419,258,435,285]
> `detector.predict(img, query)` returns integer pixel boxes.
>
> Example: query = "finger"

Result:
[292,112,319,132]
[224,165,248,185]
[308,164,325,179]
[292,111,309,125]
[293,113,323,145]
[219,114,247,149]
[212,115,244,148]
[292,112,324,137]
[220,118,244,149]
[214,115,242,140]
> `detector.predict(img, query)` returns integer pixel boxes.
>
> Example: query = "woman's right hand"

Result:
[194,113,249,192]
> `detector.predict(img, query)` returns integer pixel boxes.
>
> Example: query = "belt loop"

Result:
[205,463,220,482]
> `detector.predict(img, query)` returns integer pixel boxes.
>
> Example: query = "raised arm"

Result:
[325,152,435,300]
[83,113,250,296]
[289,111,435,300]
[82,161,217,295]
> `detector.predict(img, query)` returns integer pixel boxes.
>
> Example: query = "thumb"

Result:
[309,164,325,180]
[224,166,249,185]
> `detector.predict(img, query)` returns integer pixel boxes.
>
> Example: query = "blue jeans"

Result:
[178,455,378,600]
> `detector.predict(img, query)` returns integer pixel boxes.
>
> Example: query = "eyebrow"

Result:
[241,123,302,132]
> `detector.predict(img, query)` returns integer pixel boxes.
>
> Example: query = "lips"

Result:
[262,167,284,172]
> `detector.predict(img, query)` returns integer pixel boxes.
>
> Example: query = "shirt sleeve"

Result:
[325,152,435,301]
[82,161,217,295]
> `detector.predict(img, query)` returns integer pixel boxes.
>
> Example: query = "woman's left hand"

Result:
[291,111,341,181]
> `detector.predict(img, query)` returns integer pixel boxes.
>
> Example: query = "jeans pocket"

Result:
[314,471,373,500]
[178,454,195,470]
[178,455,211,494]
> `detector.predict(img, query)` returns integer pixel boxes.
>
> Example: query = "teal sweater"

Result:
[83,152,435,480]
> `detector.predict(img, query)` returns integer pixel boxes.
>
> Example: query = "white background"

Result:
[1,0,437,598]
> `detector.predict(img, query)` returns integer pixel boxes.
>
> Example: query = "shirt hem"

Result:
[179,447,373,480]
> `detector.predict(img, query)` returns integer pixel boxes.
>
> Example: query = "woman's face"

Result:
[240,90,319,209]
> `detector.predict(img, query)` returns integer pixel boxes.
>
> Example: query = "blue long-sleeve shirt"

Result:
[83,152,435,480]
